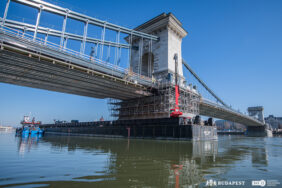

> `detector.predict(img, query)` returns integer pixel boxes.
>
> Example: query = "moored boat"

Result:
[16,116,44,137]
[22,128,30,137]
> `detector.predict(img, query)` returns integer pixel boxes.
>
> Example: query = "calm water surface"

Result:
[0,131,281,188]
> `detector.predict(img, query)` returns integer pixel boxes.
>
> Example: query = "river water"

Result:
[0,131,281,188]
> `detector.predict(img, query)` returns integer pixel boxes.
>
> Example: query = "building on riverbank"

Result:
[0,126,14,132]
[265,115,282,130]
[215,120,246,131]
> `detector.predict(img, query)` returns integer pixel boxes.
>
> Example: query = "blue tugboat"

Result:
[21,127,30,137]
[16,116,44,137]
[30,128,39,135]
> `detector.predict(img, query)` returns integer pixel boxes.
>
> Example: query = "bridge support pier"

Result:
[246,126,272,137]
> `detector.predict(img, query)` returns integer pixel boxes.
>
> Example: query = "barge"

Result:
[40,117,217,140]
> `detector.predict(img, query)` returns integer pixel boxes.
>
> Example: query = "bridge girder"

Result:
[199,102,264,127]
[0,46,151,100]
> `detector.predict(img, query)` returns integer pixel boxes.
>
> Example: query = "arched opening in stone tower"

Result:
[141,52,154,77]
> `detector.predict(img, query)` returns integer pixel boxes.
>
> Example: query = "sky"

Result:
[0,0,281,126]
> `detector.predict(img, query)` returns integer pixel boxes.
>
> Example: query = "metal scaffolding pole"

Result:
[44,29,49,45]
[60,10,68,48]
[100,23,106,60]
[138,37,143,76]
[33,5,42,40]
[128,32,132,70]
[80,20,88,55]
[2,0,10,27]
[23,26,26,37]
[118,43,122,66]
[106,45,111,62]
[95,43,99,58]
[148,38,153,77]
[114,30,120,66]
[63,36,68,49]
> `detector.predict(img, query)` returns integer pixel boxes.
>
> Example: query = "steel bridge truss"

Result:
[1,0,158,76]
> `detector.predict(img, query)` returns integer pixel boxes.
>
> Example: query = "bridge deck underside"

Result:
[0,47,151,100]
[199,102,264,127]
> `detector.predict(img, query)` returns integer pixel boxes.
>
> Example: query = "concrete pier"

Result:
[246,126,272,137]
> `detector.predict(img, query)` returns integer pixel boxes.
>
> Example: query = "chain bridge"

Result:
[0,0,264,127]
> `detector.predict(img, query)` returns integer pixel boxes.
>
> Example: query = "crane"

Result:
[170,53,183,118]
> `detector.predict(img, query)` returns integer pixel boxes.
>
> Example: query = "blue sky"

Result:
[0,0,282,126]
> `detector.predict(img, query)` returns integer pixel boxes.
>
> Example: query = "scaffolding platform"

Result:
[108,82,201,120]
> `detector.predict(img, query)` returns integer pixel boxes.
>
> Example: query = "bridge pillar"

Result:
[246,106,272,137]
[247,106,265,124]
[130,13,187,83]
[246,125,272,137]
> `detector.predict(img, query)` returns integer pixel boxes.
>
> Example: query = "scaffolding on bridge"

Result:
[108,82,201,120]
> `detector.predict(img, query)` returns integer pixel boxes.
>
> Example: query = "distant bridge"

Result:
[0,0,264,127]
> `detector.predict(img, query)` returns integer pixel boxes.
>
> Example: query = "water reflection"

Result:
[40,135,220,187]
[17,134,41,157]
[252,146,268,168]
[8,134,273,188]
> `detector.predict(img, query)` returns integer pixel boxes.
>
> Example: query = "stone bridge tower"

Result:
[109,13,200,120]
[247,106,265,124]
[130,13,187,83]
[246,106,272,137]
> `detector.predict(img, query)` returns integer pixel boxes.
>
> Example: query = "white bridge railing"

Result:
[0,26,154,87]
